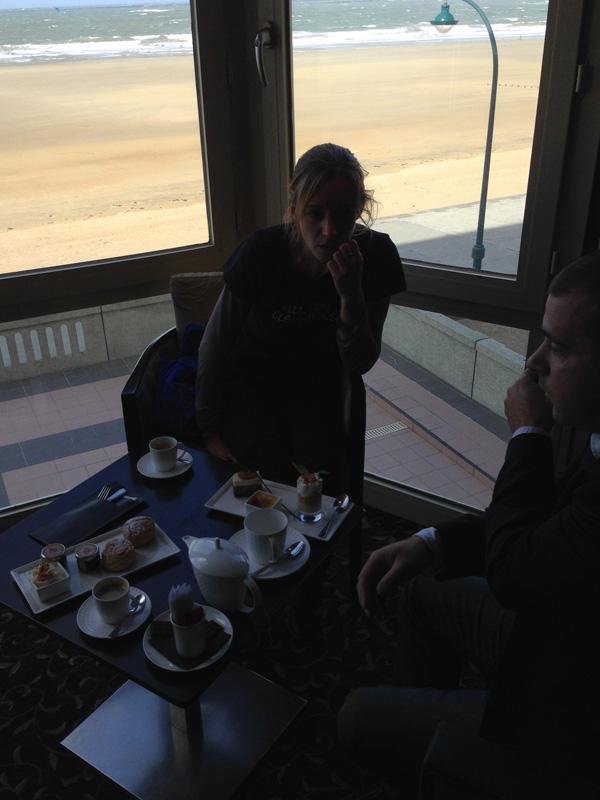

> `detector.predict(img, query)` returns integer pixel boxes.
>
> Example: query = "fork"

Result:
[97,485,112,500]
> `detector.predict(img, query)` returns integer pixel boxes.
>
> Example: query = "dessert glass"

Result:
[296,473,324,522]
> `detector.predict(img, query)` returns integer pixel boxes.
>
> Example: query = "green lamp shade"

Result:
[431,3,458,33]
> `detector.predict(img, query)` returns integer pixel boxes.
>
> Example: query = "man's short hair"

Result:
[549,252,600,342]
[549,251,600,301]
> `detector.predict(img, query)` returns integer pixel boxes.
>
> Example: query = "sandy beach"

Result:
[1,38,544,273]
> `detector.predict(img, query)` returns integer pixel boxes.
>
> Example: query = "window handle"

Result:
[255,22,273,87]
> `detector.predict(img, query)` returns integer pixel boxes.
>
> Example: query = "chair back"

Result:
[170,272,224,349]
[121,272,224,451]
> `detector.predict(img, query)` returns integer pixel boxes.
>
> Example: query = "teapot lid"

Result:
[189,537,249,578]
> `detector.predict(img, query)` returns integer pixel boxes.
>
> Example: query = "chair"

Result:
[419,722,600,800]
[121,272,224,454]
[120,272,367,505]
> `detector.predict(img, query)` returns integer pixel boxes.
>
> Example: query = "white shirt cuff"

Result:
[511,426,551,439]
[413,527,443,574]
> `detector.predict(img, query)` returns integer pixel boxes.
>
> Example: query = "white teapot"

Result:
[183,536,261,614]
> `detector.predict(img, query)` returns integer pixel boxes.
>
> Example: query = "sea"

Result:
[0,0,548,67]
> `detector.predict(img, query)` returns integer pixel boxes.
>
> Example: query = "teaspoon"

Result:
[108,593,147,638]
[250,540,305,578]
[318,493,350,539]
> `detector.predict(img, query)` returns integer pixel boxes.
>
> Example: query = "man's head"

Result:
[526,251,600,431]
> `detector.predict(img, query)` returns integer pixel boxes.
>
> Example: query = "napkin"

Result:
[28,482,144,547]
[148,618,231,670]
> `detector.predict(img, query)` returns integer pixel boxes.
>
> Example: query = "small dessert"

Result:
[232,471,262,497]
[123,516,156,547]
[102,537,135,571]
[29,560,70,601]
[297,473,323,519]
[245,490,281,511]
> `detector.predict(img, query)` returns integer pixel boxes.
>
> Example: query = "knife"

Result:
[106,488,127,502]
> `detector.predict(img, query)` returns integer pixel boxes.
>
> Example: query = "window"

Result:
[2,0,600,520]
[288,0,600,517]
[0,0,249,325]
[2,2,208,272]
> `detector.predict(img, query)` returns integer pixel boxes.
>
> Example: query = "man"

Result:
[338,252,600,796]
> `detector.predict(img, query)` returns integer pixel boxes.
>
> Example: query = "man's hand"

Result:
[504,369,554,433]
[357,537,433,615]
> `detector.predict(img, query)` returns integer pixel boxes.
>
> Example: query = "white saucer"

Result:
[137,451,193,479]
[230,529,310,580]
[77,587,151,638]
[143,607,232,672]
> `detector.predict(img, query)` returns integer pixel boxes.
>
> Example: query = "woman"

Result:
[195,143,406,494]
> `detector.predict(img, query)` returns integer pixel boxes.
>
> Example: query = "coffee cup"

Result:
[149,435,189,472]
[93,576,130,624]
[244,508,287,566]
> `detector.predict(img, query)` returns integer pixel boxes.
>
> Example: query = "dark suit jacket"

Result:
[436,433,600,783]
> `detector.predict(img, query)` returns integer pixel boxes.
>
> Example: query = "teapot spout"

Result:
[182,535,200,551]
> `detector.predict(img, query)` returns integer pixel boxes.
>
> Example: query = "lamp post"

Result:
[430,2,498,270]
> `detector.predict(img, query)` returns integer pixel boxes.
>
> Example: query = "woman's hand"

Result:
[204,433,231,462]
[328,240,367,329]
[327,239,363,300]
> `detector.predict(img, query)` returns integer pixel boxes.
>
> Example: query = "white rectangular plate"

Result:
[11,523,180,615]
[204,477,353,542]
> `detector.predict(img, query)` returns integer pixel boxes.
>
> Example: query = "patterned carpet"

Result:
[0,508,417,800]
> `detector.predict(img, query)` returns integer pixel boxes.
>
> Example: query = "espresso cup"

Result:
[149,436,188,472]
[244,508,287,566]
[93,576,130,624]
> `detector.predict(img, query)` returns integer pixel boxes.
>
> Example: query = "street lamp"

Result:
[430,2,498,270]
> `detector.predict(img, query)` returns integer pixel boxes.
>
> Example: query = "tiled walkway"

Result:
[364,350,509,508]
[0,359,135,509]
[0,347,508,513]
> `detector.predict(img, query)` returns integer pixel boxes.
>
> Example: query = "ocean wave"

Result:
[292,23,546,50]
[0,7,546,67]
[0,35,194,64]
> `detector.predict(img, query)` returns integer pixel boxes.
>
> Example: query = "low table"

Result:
[0,446,363,799]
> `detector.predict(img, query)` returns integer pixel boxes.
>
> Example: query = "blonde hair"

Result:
[284,143,377,246]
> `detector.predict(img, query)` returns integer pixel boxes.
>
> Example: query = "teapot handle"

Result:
[238,576,262,614]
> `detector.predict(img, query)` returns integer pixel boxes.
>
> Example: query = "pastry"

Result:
[123,515,156,547]
[102,537,135,571]
[232,471,262,497]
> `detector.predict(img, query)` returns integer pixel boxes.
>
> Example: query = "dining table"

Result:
[0,444,364,800]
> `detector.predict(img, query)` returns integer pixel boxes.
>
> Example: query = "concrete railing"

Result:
[1,299,525,421]
[0,295,174,381]
[383,306,525,417]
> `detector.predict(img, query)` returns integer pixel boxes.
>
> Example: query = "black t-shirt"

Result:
[223,224,406,369]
